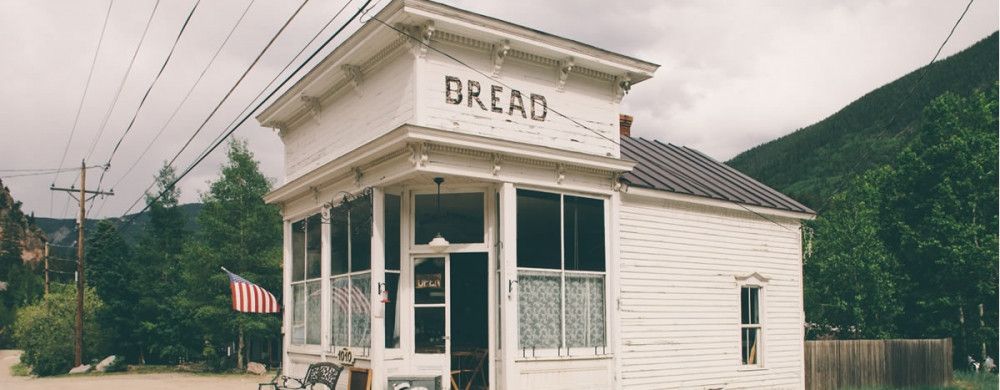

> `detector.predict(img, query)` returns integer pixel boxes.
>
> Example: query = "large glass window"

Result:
[330,193,372,349]
[291,214,322,345]
[414,192,484,244]
[741,286,762,366]
[384,194,401,348]
[516,189,607,353]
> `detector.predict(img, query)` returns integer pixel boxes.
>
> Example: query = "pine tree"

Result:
[134,163,192,363]
[180,139,282,370]
[86,220,138,360]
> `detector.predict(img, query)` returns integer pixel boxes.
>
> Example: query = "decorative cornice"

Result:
[491,39,510,77]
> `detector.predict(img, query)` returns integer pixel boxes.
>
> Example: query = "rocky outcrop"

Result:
[0,179,47,265]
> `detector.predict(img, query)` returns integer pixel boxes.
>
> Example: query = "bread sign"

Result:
[444,76,547,121]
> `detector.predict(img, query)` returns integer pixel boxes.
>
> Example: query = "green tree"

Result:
[0,191,43,347]
[86,220,139,360]
[180,139,282,370]
[133,163,192,363]
[880,87,999,362]
[804,167,903,339]
[14,284,104,376]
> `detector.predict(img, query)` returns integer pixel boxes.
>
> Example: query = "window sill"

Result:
[514,354,613,363]
[738,365,768,372]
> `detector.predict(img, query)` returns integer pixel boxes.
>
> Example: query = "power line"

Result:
[83,0,162,162]
[52,0,113,217]
[105,0,257,194]
[118,0,371,226]
[53,0,114,186]
[99,0,202,181]
[152,0,311,183]
[814,0,976,214]
[1,165,103,179]
[116,0,317,216]
[88,0,202,218]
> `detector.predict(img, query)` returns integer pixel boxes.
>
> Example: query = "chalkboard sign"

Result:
[348,367,371,390]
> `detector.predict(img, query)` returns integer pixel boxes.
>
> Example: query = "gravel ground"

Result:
[0,350,268,390]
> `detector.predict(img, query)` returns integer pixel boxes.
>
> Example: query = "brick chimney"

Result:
[619,114,633,137]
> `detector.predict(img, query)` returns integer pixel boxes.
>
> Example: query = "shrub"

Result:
[13,284,104,376]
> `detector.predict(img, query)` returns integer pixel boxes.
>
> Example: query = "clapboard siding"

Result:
[618,195,805,389]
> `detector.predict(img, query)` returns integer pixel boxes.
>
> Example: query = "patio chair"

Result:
[259,362,344,390]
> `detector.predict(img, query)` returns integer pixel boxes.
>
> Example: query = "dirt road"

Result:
[0,350,269,390]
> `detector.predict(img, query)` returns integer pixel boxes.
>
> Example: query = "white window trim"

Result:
[736,272,769,370]
[408,185,491,253]
[514,189,610,359]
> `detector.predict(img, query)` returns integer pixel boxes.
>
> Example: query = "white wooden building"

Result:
[258,1,815,389]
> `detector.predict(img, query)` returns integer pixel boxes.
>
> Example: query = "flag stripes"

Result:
[224,268,280,314]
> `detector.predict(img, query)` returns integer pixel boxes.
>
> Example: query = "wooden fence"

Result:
[804,338,953,390]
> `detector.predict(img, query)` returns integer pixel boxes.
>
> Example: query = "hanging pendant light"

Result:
[428,177,450,250]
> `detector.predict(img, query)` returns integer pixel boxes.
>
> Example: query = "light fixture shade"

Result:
[428,233,450,250]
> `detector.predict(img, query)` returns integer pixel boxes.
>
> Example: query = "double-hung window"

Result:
[291,214,322,345]
[516,189,607,356]
[330,194,372,350]
[740,286,762,366]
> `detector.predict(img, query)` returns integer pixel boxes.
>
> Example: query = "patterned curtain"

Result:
[565,275,605,348]
[350,274,371,347]
[306,281,322,345]
[518,271,562,349]
[331,277,350,346]
[292,284,305,344]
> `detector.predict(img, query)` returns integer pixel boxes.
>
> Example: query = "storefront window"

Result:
[291,214,322,345]
[329,193,372,349]
[384,194,401,348]
[516,190,607,352]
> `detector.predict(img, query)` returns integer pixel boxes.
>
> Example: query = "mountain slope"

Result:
[34,203,203,248]
[727,32,998,210]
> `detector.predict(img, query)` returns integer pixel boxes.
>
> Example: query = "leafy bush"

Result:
[13,284,104,376]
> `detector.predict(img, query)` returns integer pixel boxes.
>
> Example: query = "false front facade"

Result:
[259,1,814,389]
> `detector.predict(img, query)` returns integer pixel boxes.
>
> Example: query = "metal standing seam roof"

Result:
[619,137,815,214]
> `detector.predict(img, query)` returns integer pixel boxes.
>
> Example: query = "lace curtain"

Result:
[291,283,305,344]
[518,271,561,348]
[306,281,322,345]
[566,274,605,348]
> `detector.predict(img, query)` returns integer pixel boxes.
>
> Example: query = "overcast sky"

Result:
[1,0,997,219]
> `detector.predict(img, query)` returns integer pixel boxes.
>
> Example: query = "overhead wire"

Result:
[117,0,371,227]
[105,0,257,194]
[813,0,976,214]
[83,0,163,163]
[87,0,203,218]
[51,0,113,217]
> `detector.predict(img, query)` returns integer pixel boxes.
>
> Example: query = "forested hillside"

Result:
[0,179,46,347]
[728,32,998,210]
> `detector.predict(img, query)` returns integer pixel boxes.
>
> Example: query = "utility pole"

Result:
[44,242,49,294]
[50,160,113,367]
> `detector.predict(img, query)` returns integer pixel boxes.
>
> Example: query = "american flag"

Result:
[223,268,280,314]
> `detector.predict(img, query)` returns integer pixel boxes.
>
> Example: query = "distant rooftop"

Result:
[620,137,814,215]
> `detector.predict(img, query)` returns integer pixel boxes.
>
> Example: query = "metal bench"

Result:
[260,362,344,390]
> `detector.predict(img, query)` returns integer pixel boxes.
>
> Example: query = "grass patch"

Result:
[844,371,998,390]
[952,371,998,390]
[10,362,31,377]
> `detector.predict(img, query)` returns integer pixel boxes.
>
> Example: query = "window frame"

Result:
[514,187,611,358]
[409,186,490,254]
[328,195,373,354]
[290,213,324,346]
[736,273,769,369]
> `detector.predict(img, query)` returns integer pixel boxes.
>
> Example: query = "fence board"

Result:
[804,338,952,390]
